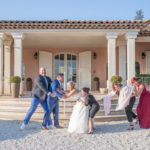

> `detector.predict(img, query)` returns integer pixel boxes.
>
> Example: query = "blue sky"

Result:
[0,0,149,20]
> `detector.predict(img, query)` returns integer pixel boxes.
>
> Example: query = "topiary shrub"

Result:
[26,77,32,82]
[10,76,21,83]
[93,77,100,91]
[93,77,99,82]
[110,75,122,83]
[26,77,32,91]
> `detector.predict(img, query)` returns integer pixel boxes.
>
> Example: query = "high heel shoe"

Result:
[127,125,134,130]
[88,131,93,134]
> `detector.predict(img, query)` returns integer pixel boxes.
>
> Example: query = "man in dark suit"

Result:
[20,67,55,130]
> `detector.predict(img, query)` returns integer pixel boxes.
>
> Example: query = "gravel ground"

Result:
[0,120,150,150]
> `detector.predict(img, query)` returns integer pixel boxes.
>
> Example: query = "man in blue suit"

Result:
[47,73,67,128]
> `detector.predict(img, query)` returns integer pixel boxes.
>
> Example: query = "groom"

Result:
[47,73,67,128]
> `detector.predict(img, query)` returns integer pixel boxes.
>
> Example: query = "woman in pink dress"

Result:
[132,77,150,129]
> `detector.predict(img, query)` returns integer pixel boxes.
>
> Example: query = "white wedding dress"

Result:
[68,93,89,133]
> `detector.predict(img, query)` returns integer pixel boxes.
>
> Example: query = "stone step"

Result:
[0,113,68,123]
[0,100,138,110]
[0,112,128,123]
[95,115,127,122]
[0,104,137,113]
[97,108,136,116]
[0,105,73,113]
[0,97,119,103]
[100,104,138,109]
[0,105,137,118]
[0,99,120,108]
[0,111,71,120]
[0,97,139,123]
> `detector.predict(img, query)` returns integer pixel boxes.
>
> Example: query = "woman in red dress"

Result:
[132,77,150,129]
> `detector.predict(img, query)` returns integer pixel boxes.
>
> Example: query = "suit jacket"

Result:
[51,79,64,100]
[32,74,52,101]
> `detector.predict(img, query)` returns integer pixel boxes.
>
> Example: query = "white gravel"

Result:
[0,120,150,150]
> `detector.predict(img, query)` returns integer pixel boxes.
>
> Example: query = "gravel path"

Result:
[0,120,150,150]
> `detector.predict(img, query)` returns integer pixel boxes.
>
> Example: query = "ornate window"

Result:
[54,53,77,83]
[135,62,140,74]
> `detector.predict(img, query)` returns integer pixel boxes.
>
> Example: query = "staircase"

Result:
[0,93,138,123]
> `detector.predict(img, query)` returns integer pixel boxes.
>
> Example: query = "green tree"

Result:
[134,9,144,20]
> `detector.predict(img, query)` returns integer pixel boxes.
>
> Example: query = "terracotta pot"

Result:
[93,81,99,91]
[100,88,108,94]
[26,81,32,91]
[11,83,20,98]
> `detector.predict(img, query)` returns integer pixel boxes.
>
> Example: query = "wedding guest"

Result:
[84,88,100,134]
[132,77,150,129]
[20,67,55,130]
[114,82,136,130]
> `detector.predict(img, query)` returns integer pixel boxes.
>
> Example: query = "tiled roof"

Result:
[0,20,149,30]
[138,30,150,37]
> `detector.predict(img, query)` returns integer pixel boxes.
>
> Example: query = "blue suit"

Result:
[47,79,64,126]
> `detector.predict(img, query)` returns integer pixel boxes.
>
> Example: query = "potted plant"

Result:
[110,75,122,83]
[93,77,100,91]
[26,77,32,91]
[10,76,21,98]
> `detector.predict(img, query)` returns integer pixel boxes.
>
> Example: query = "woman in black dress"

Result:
[82,87,100,134]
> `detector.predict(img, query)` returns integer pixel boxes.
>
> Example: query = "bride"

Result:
[65,81,89,133]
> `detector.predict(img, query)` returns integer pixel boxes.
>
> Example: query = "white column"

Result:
[106,32,118,89]
[12,33,23,95]
[4,40,12,95]
[126,32,138,85]
[119,41,127,81]
[0,33,3,95]
[12,33,23,77]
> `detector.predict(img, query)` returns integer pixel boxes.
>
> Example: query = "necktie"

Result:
[44,77,48,89]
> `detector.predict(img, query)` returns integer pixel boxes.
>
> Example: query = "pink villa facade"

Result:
[0,20,150,95]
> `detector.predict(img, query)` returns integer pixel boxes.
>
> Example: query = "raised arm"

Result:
[66,89,78,98]
[97,91,117,102]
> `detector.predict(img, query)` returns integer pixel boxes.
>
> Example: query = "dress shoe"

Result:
[41,126,49,130]
[55,125,63,128]
[48,125,56,129]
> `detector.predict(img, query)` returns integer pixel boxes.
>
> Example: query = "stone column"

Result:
[106,32,118,89]
[4,40,13,95]
[0,33,3,95]
[118,41,127,81]
[12,33,23,95]
[126,32,138,85]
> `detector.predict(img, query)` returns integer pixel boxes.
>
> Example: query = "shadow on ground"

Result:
[0,120,42,141]
[94,121,141,134]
